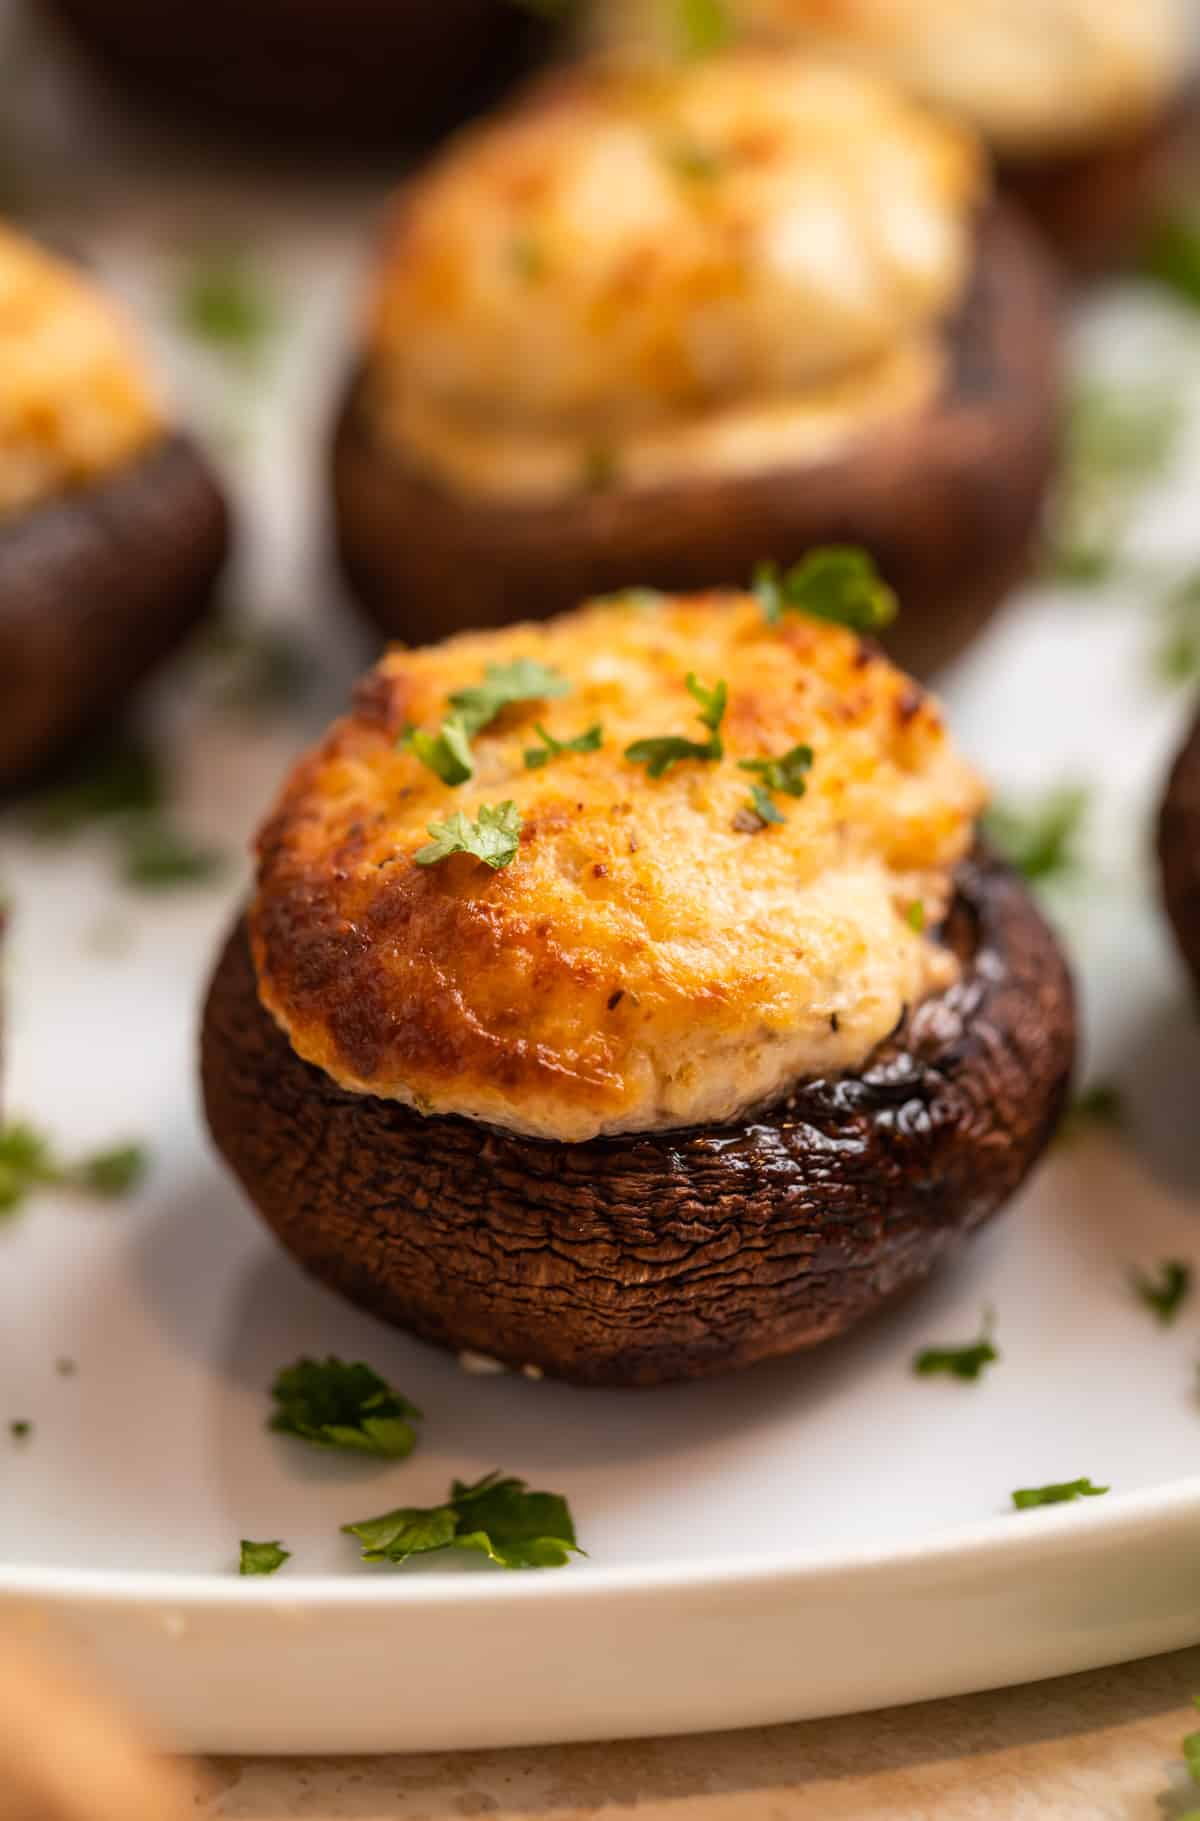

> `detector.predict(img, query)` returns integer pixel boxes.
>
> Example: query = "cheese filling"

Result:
[0,225,164,523]
[362,53,984,503]
[593,0,1191,157]
[250,594,988,1143]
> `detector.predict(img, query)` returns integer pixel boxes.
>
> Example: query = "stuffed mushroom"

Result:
[333,52,1062,677]
[1159,707,1200,991]
[202,582,1075,1388]
[42,0,559,149]
[0,226,228,789]
[592,0,1196,273]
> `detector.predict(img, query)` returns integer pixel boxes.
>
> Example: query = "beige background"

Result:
[185,1646,1200,1819]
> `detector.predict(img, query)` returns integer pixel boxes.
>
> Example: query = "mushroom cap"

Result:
[204,851,1076,1387]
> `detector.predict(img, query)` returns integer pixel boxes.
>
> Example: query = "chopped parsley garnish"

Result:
[737,743,813,824]
[907,901,926,933]
[0,1123,148,1216]
[983,785,1089,885]
[1049,383,1181,583]
[239,1539,290,1577]
[270,1357,422,1460]
[1184,1698,1200,1786]
[524,722,604,769]
[449,660,569,738]
[1142,216,1200,311]
[344,1470,581,1571]
[119,821,226,891]
[1057,1082,1125,1144]
[1131,1259,1191,1324]
[1011,1478,1108,1510]
[675,0,735,56]
[24,732,225,891]
[415,802,523,871]
[1153,569,1200,686]
[625,672,726,778]
[406,718,475,787]
[754,547,897,633]
[508,233,547,282]
[176,253,275,362]
[407,661,569,787]
[27,733,163,836]
[662,136,725,183]
[201,615,315,714]
[9,1421,31,1441]
[913,1315,997,1382]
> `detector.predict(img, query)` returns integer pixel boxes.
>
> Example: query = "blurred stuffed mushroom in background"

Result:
[332,50,1062,678]
[591,0,1198,273]
[39,0,564,151]
[0,225,227,791]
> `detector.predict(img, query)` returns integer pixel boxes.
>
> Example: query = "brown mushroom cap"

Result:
[332,204,1062,681]
[1159,707,1200,992]
[202,849,1075,1388]
[40,0,557,149]
[1001,89,1199,277]
[0,434,228,790]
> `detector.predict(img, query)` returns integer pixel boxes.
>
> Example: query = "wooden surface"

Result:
[185,1647,1200,1819]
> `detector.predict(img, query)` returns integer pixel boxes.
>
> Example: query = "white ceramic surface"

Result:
[6,10,1200,1754]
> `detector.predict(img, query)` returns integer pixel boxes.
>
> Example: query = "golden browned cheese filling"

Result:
[361,52,984,503]
[595,0,1190,156]
[250,592,986,1143]
[0,226,164,523]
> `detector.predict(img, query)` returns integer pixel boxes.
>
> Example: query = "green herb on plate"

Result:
[1131,1259,1191,1324]
[27,733,164,837]
[0,1122,148,1217]
[625,672,726,778]
[1048,383,1181,584]
[8,1420,31,1441]
[344,1470,581,1570]
[983,785,1089,885]
[415,802,523,871]
[754,547,897,633]
[270,1357,422,1460]
[176,253,275,363]
[913,1315,998,1383]
[239,1539,290,1577]
[1057,1081,1125,1144]
[406,717,476,787]
[201,615,315,713]
[1142,216,1200,311]
[737,743,814,824]
[119,820,226,891]
[1011,1478,1108,1509]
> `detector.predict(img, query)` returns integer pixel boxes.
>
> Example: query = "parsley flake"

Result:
[1131,1259,1191,1323]
[1143,216,1200,311]
[0,1123,148,1217]
[913,1315,997,1383]
[737,743,813,824]
[754,547,897,633]
[407,661,569,787]
[270,1357,422,1459]
[176,253,275,363]
[239,1539,290,1577]
[1049,383,1180,583]
[1011,1478,1108,1509]
[676,0,735,56]
[524,722,604,769]
[120,821,226,891]
[625,672,726,778]
[983,786,1089,885]
[1058,1081,1125,1143]
[1184,1698,1200,1786]
[27,733,164,836]
[415,801,523,871]
[9,1420,31,1441]
[344,1470,581,1571]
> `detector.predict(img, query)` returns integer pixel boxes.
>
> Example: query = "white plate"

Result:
[6,14,1200,1754]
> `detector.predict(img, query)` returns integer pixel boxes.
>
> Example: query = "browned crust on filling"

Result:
[331,203,1062,680]
[0,433,229,790]
[202,850,1076,1387]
